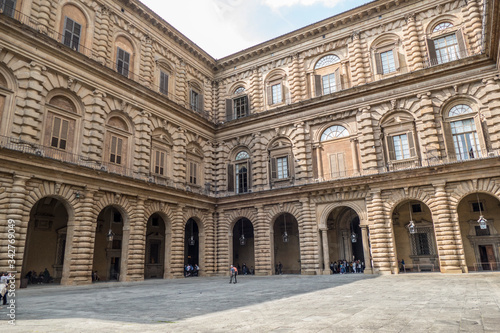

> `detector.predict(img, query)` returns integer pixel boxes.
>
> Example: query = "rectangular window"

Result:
[276,156,289,179]
[159,71,168,95]
[392,134,411,160]
[50,116,69,150]
[190,90,199,111]
[412,204,422,213]
[116,47,130,77]
[414,233,430,256]
[271,83,282,104]
[472,202,484,212]
[189,161,198,185]
[236,163,248,194]
[434,34,459,64]
[380,50,396,74]
[154,150,165,176]
[322,73,336,95]
[63,17,81,51]
[451,118,482,161]
[1,0,16,18]
[110,135,123,165]
[233,96,248,119]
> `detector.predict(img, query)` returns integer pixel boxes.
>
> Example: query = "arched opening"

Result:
[325,207,364,273]
[457,193,500,272]
[272,213,300,274]
[144,213,165,279]
[92,206,124,281]
[22,197,70,287]
[184,218,199,268]
[232,218,255,275]
[392,200,439,272]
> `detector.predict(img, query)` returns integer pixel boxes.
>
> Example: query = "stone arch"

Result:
[91,193,133,226]
[314,122,352,143]
[227,81,248,95]
[425,14,460,35]
[56,1,93,51]
[438,95,482,118]
[319,201,367,229]
[268,207,301,274]
[448,179,500,212]
[369,32,401,49]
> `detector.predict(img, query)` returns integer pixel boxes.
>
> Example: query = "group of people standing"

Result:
[329,260,364,274]
[184,264,200,277]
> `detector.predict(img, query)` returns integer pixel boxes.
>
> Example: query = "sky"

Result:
[139,0,372,59]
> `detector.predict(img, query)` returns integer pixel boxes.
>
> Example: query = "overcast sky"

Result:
[139,0,371,59]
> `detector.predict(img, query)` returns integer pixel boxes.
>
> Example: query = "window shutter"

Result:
[440,120,456,160]
[455,28,466,58]
[72,21,82,51]
[116,137,123,164]
[314,75,322,97]
[393,47,400,70]
[337,153,346,177]
[160,72,168,95]
[3,0,15,17]
[63,17,73,47]
[335,68,341,91]
[110,136,117,163]
[280,82,285,102]
[473,113,487,156]
[374,52,383,74]
[198,94,204,113]
[243,95,249,116]
[51,117,61,148]
[193,162,197,184]
[329,154,339,178]
[226,99,233,121]
[426,38,437,65]
[407,131,416,157]
[387,136,396,160]
[285,155,290,178]
[60,119,69,150]
[267,85,273,105]
[270,157,277,179]
[247,160,252,189]
[227,164,234,192]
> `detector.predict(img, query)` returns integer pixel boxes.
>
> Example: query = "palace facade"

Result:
[1,0,500,286]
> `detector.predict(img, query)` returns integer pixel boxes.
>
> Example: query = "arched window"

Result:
[427,22,466,65]
[433,22,453,32]
[315,55,341,69]
[227,151,250,194]
[104,115,132,170]
[444,104,484,161]
[115,36,135,78]
[313,55,342,97]
[59,4,88,52]
[226,86,249,121]
[43,95,80,153]
[265,72,286,106]
[189,81,204,113]
[380,112,419,170]
[150,129,172,179]
[186,143,203,186]
[320,125,349,141]
[0,72,12,136]
[268,138,293,186]
[371,35,401,76]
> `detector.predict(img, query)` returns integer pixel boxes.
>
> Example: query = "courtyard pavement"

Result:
[1,272,500,332]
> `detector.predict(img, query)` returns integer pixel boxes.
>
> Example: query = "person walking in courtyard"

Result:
[278,262,283,275]
[229,265,237,284]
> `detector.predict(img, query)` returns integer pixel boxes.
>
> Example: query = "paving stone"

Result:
[0,273,499,332]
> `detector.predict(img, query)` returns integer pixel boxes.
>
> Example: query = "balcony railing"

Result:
[0,7,213,121]
[471,262,500,272]
[0,135,214,195]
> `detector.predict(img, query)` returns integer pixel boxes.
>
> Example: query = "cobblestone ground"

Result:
[1,272,499,332]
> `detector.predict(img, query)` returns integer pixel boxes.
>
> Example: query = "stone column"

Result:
[321,228,330,274]
[125,198,146,281]
[140,36,154,87]
[367,190,394,274]
[432,182,464,273]
[203,211,216,275]
[404,14,424,71]
[255,205,272,275]
[464,0,483,52]
[357,107,378,172]
[417,93,441,160]
[348,32,367,86]
[361,225,373,274]
[482,78,500,151]
[170,204,185,278]
[299,197,319,274]
[5,175,30,288]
